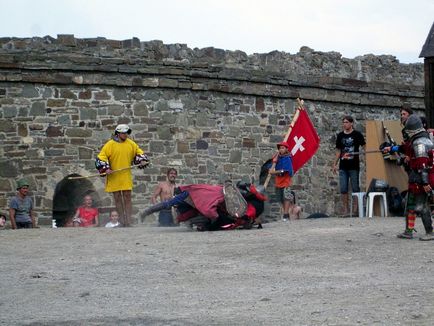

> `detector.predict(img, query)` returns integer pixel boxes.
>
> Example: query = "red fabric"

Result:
[78,207,98,227]
[276,142,290,150]
[245,203,257,220]
[179,184,225,220]
[408,183,425,194]
[249,184,267,201]
[283,109,320,173]
[176,208,198,222]
[407,211,416,230]
[429,169,434,187]
[409,157,430,170]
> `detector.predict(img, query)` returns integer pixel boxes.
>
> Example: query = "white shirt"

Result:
[105,221,120,228]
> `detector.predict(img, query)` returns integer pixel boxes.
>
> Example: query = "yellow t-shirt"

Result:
[97,138,144,192]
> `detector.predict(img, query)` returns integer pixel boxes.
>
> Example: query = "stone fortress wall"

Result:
[0,35,425,223]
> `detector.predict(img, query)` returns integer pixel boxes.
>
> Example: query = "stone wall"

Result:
[0,35,425,223]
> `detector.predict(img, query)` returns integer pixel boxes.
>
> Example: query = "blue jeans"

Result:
[158,209,175,226]
[339,169,360,194]
[166,191,189,207]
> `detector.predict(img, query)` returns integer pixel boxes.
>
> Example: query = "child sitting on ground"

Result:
[72,195,99,227]
[0,213,6,229]
[105,210,120,228]
[287,190,302,220]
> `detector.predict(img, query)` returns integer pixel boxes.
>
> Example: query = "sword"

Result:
[67,163,149,180]
[341,149,383,157]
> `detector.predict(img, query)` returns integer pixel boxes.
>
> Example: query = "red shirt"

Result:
[78,207,98,227]
[275,173,292,188]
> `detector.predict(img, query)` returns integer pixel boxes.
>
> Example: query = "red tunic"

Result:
[177,184,225,221]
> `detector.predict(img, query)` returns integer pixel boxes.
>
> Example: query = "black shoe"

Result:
[397,231,413,239]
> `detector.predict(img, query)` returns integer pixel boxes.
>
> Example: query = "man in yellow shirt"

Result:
[96,124,149,226]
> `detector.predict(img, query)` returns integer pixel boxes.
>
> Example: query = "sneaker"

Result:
[397,231,413,239]
[419,233,434,241]
[282,214,289,222]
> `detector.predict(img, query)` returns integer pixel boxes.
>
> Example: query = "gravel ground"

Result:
[1,217,434,326]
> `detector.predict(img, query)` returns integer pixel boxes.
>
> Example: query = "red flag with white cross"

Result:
[284,108,320,173]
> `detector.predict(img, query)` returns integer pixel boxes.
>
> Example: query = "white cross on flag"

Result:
[284,109,320,173]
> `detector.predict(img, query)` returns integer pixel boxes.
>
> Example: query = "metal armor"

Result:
[408,135,434,188]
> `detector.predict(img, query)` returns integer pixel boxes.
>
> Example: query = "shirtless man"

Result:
[287,190,302,220]
[150,168,178,226]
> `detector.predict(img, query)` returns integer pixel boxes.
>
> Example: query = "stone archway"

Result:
[52,174,101,227]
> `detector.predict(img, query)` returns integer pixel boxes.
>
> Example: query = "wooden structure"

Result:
[365,120,407,193]
[420,22,434,128]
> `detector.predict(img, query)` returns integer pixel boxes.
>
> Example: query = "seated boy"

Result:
[105,210,120,228]
[0,213,6,229]
[287,190,302,220]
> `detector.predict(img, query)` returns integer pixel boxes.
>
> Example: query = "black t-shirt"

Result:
[335,129,366,171]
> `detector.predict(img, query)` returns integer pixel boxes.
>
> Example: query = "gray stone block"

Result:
[30,102,46,116]
[3,106,17,118]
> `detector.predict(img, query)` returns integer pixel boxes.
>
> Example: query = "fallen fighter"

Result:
[141,181,267,231]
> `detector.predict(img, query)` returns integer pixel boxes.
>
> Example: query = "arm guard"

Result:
[389,145,400,154]
[95,158,110,174]
[134,154,149,169]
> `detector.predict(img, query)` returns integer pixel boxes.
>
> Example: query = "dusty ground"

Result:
[1,217,434,326]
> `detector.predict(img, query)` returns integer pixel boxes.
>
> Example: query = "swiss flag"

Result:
[284,109,320,173]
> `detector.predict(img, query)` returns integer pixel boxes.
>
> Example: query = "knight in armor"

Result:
[141,181,267,231]
[383,115,434,240]
[95,124,149,227]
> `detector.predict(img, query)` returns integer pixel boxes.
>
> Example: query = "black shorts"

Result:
[16,222,33,229]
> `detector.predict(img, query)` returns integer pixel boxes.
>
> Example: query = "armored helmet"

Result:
[404,115,423,131]
[114,124,131,135]
[403,115,424,140]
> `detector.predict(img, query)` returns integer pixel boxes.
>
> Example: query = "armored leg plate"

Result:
[223,181,247,218]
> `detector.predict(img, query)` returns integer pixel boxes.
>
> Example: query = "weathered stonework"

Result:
[0,35,425,223]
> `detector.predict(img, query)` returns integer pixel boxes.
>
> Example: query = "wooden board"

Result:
[365,120,407,193]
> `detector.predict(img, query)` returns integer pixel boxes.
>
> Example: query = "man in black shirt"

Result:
[332,115,366,216]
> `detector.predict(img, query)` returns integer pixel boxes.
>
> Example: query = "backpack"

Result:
[306,213,329,219]
[386,187,404,216]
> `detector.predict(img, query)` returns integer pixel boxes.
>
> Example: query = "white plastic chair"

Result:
[366,192,388,218]
[350,192,366,218]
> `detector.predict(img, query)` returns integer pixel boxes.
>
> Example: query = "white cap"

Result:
[115,124,131,134]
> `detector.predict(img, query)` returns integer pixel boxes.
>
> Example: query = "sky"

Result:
[1,0,433,64]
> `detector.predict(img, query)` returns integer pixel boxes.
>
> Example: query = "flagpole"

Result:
[263,98,305,189]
